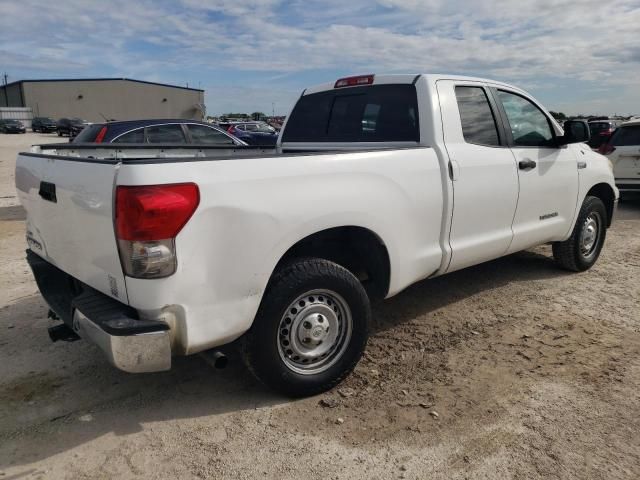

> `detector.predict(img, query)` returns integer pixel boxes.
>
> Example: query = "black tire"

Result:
[552,196,607,272]
[242,258,370,397]
[57,131,62,137]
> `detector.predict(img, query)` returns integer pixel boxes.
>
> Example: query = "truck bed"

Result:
[17,144,445,355]
[31,143,428,162]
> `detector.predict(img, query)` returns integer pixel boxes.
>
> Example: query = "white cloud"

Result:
[1,0,639,115]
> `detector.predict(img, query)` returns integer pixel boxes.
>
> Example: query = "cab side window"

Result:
[496,90,554,147]
[455,86,500,146]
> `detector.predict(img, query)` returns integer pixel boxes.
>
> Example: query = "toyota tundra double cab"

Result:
[16,74,617,396]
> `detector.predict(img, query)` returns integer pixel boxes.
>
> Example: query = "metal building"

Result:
[0,78,205,122]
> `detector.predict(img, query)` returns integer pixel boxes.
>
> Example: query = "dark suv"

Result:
[0,119,26,133]
[32,117,57,133]
[57,118,87,138]
[588,120,620,149]
[72,119,247,145]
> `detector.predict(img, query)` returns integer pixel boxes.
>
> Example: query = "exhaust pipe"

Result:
[48,323,80,342]
[200,350,228,369]
[212,351,228,369]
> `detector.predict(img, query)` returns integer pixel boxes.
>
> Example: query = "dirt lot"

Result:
[1,133,639,479]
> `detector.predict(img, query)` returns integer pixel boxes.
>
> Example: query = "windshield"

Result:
[71,118,85,125]
[6,120,21,125]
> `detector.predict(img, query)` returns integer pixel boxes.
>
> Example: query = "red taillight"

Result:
[334,74,375,88]
[227,126,235,134]
[598,143,616,155]
[116,183,200,241]
[94,126,108,143]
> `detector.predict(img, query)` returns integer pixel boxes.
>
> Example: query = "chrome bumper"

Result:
[74,309,171,373]
[26,249,172,374]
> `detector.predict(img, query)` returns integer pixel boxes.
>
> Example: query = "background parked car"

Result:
[57,118,88,138]
[598,119,640,194]
[0,119,27,134]
[588,119,620,149]
[225,121,279,145]
[72,119,247,145]
[31,117,57,133]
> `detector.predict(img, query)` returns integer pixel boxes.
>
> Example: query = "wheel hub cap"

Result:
[277,290,352,375]
[580,213,600,256]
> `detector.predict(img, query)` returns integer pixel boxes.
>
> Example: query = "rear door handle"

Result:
[518,159,537,171]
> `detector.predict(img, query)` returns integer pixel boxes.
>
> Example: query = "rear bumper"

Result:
[26,250,171,373]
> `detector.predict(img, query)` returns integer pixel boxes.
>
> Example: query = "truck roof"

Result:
[302,73,525,96]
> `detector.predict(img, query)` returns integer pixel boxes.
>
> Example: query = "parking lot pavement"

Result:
[1,133,639,479]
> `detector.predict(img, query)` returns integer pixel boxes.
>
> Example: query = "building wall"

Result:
[21,80,204,122]
[0,108,33,128]
[0,83,24,107]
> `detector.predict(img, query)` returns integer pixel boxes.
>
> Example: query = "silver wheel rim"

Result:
[579,212,601,258]
[277,289,353,375]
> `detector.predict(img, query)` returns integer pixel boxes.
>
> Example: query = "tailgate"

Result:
[15,153,127,303]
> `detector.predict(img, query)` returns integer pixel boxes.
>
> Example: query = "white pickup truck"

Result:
[16,74,617,396]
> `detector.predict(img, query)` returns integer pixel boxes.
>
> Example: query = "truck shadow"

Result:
[0,246,589,469]
[372,248,562,334]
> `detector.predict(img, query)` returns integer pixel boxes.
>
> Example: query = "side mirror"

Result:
[558,119,590,145]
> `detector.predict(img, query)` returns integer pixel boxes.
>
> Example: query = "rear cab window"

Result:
[282,84,419,143]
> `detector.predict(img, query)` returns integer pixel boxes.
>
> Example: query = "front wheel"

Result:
[553,195,607,271]
[242,258,370,397]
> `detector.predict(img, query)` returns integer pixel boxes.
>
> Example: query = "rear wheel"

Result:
[553,196,607,271]
[242,258,370,397]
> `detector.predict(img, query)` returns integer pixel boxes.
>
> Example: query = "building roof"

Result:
[2,78,204,92]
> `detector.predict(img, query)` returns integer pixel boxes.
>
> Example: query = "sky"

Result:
[1,0,639,116]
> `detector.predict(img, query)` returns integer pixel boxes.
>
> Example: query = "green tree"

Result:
[251,112,266,121]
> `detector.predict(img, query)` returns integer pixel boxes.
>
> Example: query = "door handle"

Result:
[518,159,537,171]
[38,181,57,203]
[448,159,460,181]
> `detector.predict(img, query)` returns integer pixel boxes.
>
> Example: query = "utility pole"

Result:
[272,102,275,117]
[2,73,8,107]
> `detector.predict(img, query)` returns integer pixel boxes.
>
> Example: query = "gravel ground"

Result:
[1,133,639,479]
